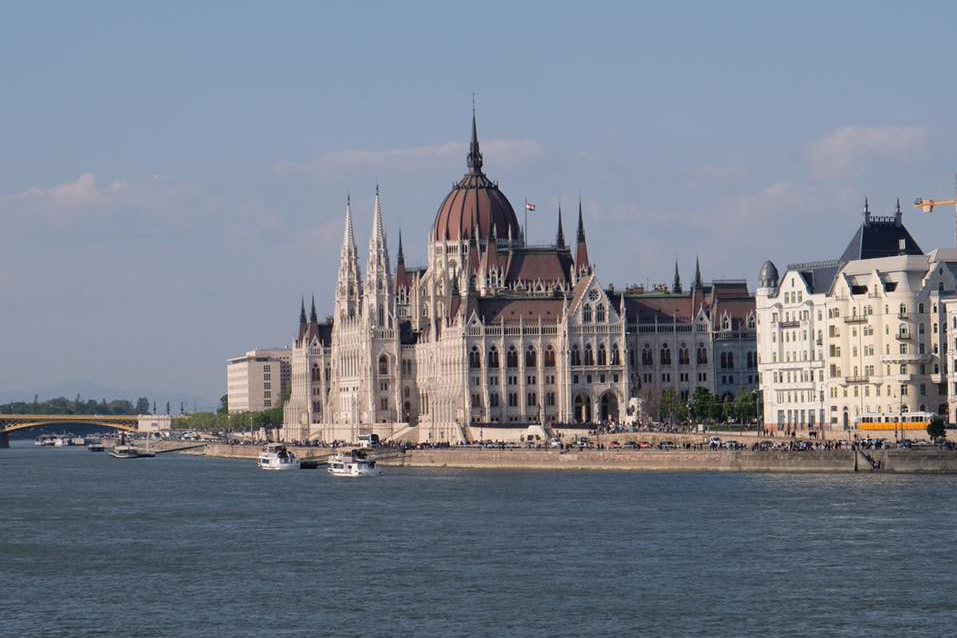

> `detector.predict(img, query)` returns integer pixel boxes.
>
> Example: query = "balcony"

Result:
[843,315,867,324]
[895,331,911,340]
[898,311,909,319]
[778,320,800,329]
[881,353,927,364]
[844,375,870,384]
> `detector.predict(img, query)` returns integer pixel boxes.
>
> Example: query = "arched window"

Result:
[377,305,384,327]
[596,304,605,323]
[525,347,537,368]
[919,323,925,334]
[660,344,671,365]
[697,344,708,364]
[582,304,592,323]
[469,347,481,369]
[571,345,581,366]
[720,352,727,369]
[597,344,607,365]
[678,343,689,365]
[727,352,734,369]
[919,303,925,314]
[610,344,620,365]
[378,354,389,376]
[506,347,519,368]
[900,303,907,316]
[311,365,320,382]
[380,397,388,411]
[585,344,594,365]
[488,347,499,368]
[642,345,653,366]
[544,347,556,367]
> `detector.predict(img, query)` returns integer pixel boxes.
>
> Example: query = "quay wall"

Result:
[193,443,957,473]
[383,448,957,473]
[201,443,335,461]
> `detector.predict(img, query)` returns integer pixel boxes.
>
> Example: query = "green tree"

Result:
[722,395,734,422]
[217,394,228,415]
[927,415,946,440]
[135,397,150,414]
[660,388,687,423]
[689,387,713,422]
[733,390,756,423]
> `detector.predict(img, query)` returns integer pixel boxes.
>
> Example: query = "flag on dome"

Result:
[525,202,536,211]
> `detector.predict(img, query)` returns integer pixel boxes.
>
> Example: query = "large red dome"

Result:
[432,114,521,242]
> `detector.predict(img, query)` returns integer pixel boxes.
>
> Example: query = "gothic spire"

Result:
[672,258,683,294]
[342,193,356,254]
[693,256,703,289]
[299,297,306,324]
[310,295,318,323]
[575,197,590,273]
[556,203,565,247]
[396,228,405,265]
[466,98,483,173]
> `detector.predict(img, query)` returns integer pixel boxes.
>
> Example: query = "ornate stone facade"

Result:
[281,115,756,443]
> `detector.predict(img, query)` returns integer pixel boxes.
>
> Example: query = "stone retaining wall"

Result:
[383,448,957,473]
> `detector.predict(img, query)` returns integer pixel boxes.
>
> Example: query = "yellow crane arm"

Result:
[913,198,957,213]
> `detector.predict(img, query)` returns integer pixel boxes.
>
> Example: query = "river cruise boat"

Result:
[35,435,56,446]
[109,444,140,459]
[328,449,382,477]
[87,440,105,452]
[109,433,155,459]
[257,444,298,470]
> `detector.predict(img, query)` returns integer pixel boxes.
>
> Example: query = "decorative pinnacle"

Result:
[556,202,565,247]
[467,97,483,172]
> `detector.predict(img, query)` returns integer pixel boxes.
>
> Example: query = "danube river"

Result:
[2,441,956,638]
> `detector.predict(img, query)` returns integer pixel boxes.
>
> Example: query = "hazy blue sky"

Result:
[3,1,957,403]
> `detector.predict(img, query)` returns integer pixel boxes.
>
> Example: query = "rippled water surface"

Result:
[2,441,956,637]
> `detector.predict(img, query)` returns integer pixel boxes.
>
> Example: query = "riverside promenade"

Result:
[193,442,957,473]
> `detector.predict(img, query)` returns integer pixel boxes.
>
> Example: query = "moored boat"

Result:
[328,449,382,477]
[257,443,298,470]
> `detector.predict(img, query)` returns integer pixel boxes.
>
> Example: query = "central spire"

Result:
[466,97,483,173]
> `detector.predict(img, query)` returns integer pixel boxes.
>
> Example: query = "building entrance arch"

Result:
[600,392,619,423]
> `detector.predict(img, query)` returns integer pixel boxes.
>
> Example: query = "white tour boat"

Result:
[257,444,298,471]
[328,449,382,477]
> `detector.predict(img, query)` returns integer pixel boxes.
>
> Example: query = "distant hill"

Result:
[0,382,218,414]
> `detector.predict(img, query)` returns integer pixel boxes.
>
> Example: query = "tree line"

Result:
[639,386,759,425]
[0,395,149,416]
[173,390,288,431]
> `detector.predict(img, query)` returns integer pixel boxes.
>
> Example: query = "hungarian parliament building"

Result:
[280,115,756,443]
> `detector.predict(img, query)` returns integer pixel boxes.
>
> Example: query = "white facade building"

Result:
[226,348,291,413]
[757,201,954,432]
[281,114,757,444]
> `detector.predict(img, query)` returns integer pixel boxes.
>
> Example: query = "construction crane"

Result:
[914,173,957,246]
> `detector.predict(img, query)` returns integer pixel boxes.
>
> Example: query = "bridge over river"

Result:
[0,414,173,447]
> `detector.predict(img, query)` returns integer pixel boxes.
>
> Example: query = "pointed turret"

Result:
[335,194,363,321]
[864,197,871,224]
[395,229,408,290]
[299,297,307,324]
[894,197,902,225]
[693,256,703,289]
[466,99,483,174]
[575,198,590,274]
[364,186,394,328]
[310,295,318,323]
[556,203,566,247]
[672,259,683,294]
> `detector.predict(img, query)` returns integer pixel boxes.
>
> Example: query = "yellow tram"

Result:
[855,412,934,432]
